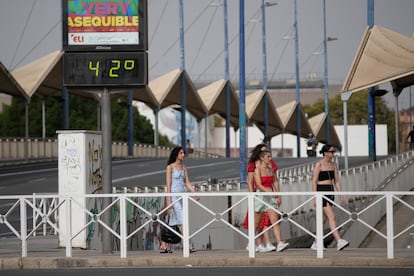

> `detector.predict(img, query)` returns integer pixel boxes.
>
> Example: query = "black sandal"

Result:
[160,248,172,253]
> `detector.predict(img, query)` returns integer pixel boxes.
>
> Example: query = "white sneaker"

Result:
[310,241,326,251]
[265,243,276,252]
[336,239,349,251]
[256,244,266,252]
[276,241,289,252]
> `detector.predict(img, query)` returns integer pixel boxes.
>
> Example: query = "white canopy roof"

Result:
[342,25,414,93]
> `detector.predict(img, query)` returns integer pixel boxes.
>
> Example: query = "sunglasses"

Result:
[327,150,336,153]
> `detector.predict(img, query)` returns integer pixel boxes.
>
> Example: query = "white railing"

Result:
[1,191,413,259]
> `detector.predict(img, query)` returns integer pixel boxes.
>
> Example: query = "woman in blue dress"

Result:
[160,146,199,253]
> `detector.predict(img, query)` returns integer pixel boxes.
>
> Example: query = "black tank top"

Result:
[318,170,334,181]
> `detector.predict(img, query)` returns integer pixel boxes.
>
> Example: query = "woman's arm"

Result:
[311,162,321,207]
[247,171,254,192]
[183,165,200,200]
[183,165,195,192]
[165,165,172,206]
[272,171,282,206]
[312,162,321,192]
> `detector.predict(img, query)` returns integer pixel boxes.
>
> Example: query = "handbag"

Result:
[160,224,181,244]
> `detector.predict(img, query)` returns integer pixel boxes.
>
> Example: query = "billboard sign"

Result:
[62,0,147,51]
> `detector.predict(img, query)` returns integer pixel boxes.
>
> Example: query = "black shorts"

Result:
[316,184,334,207]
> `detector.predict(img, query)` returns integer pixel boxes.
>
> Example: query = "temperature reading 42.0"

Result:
[88,60,136,77]
[63,52,147,87]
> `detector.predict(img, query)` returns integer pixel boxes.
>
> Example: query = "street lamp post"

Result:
[179,0,186,150]
[210,0,231,157]
[294,0,301,157]
[323,0,329,143]
[261,1,277,146]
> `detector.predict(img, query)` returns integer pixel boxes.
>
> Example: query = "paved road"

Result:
[0,156,377,195]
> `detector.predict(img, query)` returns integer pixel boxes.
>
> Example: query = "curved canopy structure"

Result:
[308,112,342,150]
[342,25,414,93]
[276,101,313,138]
[198,79,240,128]
[11,51,64,98]
[0,62,27,99]
[149,69,206,121]
[246,90,283,137]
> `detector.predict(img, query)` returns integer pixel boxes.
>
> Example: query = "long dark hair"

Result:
[167,146,183,165]
[249,143,267,163]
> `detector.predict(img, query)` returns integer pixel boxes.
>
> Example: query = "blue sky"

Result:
[0,0,413,107]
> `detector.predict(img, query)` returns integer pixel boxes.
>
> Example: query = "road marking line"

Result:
[113,160,237,183]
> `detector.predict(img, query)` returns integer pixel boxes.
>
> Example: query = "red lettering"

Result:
[82,2,130,16]
[94,2,106,15]
[119,2,130,15]
[71,35,84,43]
[82,2,94,15]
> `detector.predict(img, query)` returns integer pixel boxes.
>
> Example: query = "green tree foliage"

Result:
[0,94,172,146]
[303,92,395,153]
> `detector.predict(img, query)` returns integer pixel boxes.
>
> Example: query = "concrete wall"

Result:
[211,124,388,157]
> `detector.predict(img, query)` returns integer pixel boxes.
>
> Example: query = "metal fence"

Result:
[1,190,413,259]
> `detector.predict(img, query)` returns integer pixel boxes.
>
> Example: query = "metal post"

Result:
[261,0,269,141]
[316,193,324,258]
[62,87,69,129]
[25,100,29,160]
[323,0,330,143]
[248,193,255,258]
[394,91,400,154]
[182,194,190,257]
[386,193,394,259]
[127,91,133,156]
[154,106,160,157]
[341,91,352,171]
[42,98,46,139]
[205,113,208,155]
[239,0,247,183]
[119,194,127,258]
[367,0,376,161]
[294,0,301,157]
[179,0,186,149]
[410,86,412,130]
[20,198,27,257]
[224,0,231,158]
[101,88,112,253]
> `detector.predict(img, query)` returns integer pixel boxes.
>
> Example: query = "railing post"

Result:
[316,193,324,258]
[20,198,27,257]
[386,193,394,259]
[32,194,37,237]
[182,194,190,257]
[43,198,47,236]
[119,194,127,258]
[66,196,72,257]
[247,193,255,258]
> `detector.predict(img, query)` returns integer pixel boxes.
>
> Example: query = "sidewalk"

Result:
[1,236,413,270]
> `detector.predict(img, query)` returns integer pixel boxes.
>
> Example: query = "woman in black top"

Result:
[311,144,349,251]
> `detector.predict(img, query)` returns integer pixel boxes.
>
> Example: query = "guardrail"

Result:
[0,138,221,161]
[1,191,413,259]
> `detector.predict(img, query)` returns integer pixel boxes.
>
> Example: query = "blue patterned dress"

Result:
[169,169,186,226]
